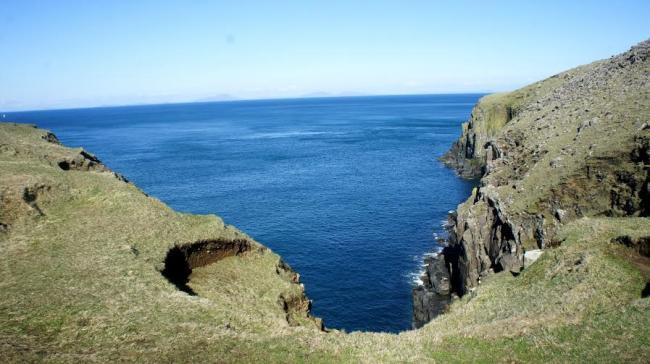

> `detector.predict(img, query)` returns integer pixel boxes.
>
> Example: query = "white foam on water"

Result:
[408,249,443,286]
[408,270,425,286]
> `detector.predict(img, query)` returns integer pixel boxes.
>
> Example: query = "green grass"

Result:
[2,119,650,362]
[464,65,572,139]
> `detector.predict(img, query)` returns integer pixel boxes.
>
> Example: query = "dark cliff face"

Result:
[414,39,650,327]
[439,100,515,179]
[412,243,456,328]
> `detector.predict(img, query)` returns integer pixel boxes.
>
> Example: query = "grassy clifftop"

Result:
[0,123,324,361]
[2,127,650,362]
[2,40,650,363]
[432,39,650,293]
[441,47,616,179]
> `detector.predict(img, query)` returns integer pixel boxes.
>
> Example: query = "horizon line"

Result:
[1,91,496,114]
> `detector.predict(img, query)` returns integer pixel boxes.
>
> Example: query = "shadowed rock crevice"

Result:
[58,161,71,171]
[161,239,251,295]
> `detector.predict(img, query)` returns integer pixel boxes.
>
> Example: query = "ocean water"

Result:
[8,94,479,333]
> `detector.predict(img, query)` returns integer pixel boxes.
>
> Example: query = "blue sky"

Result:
[1,1,648,111]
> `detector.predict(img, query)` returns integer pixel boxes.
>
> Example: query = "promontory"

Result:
[2,40,649,362]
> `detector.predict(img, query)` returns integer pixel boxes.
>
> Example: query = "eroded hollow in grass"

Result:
[612,235,650,258]
[161,239,251,295]
[612,235,650,297]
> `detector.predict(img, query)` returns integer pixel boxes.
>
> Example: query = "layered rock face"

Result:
[415,40,650,327]
[439,94,517,178]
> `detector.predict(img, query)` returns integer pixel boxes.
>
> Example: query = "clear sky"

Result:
[1,1,648,111]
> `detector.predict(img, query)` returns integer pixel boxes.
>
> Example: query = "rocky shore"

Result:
[414,39,650,327]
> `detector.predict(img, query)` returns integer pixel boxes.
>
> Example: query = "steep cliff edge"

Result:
[3,42,650,363]
[416,40,650,327]
[0,123,324,360]
[439,77,568,178]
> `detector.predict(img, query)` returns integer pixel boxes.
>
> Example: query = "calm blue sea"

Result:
[7,94,479,333]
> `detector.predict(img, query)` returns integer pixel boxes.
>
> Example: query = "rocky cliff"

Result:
[3,42,650,363]
[415,39,650,327]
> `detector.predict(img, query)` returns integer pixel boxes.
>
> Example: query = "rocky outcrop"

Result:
[440,94,517,178]
[56,149,129,182]
[275,259,324,329]
[413,250,453,328]
[415,39,650,326]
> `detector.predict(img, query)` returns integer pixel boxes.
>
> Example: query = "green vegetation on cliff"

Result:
[433,39,649,294]
[441,52,607,179]
[2,40,650,363]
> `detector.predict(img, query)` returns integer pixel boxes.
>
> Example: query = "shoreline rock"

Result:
[414,39,650,327]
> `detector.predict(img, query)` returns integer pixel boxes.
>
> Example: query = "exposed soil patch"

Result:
[161,239,251,295]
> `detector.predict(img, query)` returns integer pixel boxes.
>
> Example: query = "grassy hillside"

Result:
[2,41,650,363]
[441,44,627,179]
[428,39,650,297]
[2,123,649,362]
